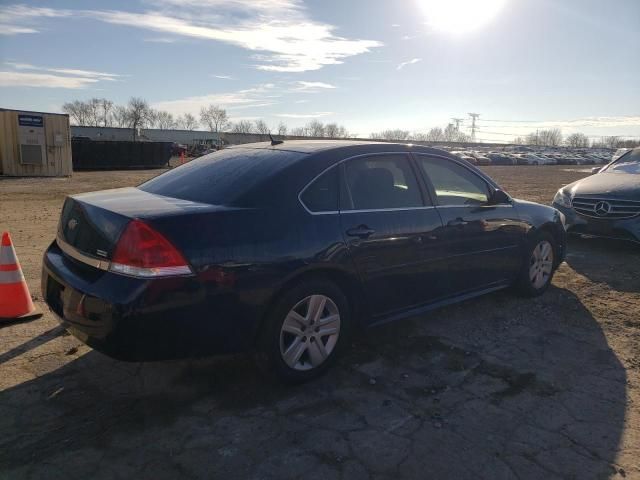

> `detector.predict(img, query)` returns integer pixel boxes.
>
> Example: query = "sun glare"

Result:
[417,0,508,34]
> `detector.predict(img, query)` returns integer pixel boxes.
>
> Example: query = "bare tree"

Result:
[336,125,349,138]
[98,98,114,127]
[370,129,410,141]
[62,100,91,126]
[540,128,563,146]
[565,133,589,148]
[426,127,445,142]
[112,105,130,128]
[86,98,102,126]
[63,98,114,127]
[126,97,154,141]
[306,120,325,137]
[617,139,640,148]
[290,126,307,137]
[325,123,339,138]
[176,113,198,130]
[443,124,459,142]
[200,105,229,144]
[230,120,254,134]
[603,136,621,149]
[455,131,471,142]
[153,110,177,130]
[254,119,270,137]
[277,122,288,137]
[409,132,428,141]
[526,128,563,146]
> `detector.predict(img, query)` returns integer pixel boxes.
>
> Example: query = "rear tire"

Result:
[256,279,350,384]
[514,231,556,297]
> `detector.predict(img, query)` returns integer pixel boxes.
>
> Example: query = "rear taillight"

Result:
[110,220,192,278]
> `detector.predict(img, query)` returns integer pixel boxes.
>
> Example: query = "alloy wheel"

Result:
[279,294,341,371]
[529,240,554,289]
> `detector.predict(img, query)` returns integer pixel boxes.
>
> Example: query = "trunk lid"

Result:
[58,187,222,262]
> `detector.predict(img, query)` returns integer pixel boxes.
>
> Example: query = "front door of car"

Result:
[414,154,524,296]
[339,153,446,318]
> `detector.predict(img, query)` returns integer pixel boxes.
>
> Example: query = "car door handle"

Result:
[346,225,375,238]
[447,218,468,227]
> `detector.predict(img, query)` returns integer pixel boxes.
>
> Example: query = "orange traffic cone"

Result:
[0,232,41,321]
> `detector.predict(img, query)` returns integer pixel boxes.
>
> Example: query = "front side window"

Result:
[417,156,490,206]
[300,166,338,212]
[342,154,423,210]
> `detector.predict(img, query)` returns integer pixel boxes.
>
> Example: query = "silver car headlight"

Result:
[553,189,572,208]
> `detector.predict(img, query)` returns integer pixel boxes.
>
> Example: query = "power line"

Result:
[481,118,548,123]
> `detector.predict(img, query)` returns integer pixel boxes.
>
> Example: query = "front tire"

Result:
[514,231,556,297]
[257,279,350,383]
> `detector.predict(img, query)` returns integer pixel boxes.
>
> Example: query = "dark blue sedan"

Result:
[42,141,566,382]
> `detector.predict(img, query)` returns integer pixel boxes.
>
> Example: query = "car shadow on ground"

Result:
[564,236,640,293]
[0,286,629,479]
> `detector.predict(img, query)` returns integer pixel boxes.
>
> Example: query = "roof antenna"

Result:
[269,131,284,146]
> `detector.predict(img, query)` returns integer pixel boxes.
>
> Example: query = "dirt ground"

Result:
[1,165,639,479]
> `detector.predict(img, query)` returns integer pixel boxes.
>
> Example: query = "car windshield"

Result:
[602,149,640,174]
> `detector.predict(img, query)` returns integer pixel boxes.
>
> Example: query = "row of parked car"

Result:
[449,149,614,166]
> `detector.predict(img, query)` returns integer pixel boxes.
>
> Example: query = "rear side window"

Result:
[300,167,338,213]
[342,154,423,210]
[139,148,305,205]
[417,156,490,206]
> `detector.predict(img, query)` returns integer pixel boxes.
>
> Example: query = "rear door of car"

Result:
[413,154,523,295]
[338,153,446,317]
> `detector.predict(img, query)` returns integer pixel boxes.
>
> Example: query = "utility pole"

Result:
[451,118,464,132]
[468,113,480,142]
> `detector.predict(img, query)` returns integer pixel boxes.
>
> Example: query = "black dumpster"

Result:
[72,140,172,170]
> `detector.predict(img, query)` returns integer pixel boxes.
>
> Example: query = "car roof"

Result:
[226,140,454,157]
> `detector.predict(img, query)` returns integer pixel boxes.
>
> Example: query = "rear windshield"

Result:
[602,149,640,174]
[139,148,305,205]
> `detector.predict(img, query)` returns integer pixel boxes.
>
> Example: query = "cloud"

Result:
[0,26,38,35]
[227,102,277,110]
[294,81,337,92]
[0,62,122,89]
[483,116,640,130]
[212,74,233,79]
[5,62,121,80]
[88,6,381,72]
[0,71,99,89]
[276,112,333,119]
[2,1,382,72]
[143,37,179,43]
[397,58,422,70]
[152,83,279,116]
[0,5,72,35]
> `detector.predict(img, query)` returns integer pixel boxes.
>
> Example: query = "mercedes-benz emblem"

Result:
[67,218,78,230]
[594,201,611,216]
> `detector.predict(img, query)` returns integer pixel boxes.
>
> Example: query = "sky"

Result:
[0,0,639,142]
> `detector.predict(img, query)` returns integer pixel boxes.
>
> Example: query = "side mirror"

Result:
[591,167,601,175]
[489,189,511,205]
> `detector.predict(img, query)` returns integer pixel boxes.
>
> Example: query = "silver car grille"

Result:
[572,196,640,219]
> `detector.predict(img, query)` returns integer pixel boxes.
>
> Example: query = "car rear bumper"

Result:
[41,241,255,361]
[553,203,640,244]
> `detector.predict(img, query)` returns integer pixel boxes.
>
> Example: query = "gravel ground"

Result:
[0,165,638,479]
